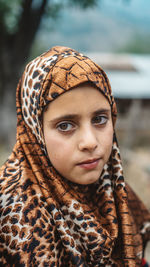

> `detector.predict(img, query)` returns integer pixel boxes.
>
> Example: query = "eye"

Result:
[56,121,75,132]
[92,115,108,125]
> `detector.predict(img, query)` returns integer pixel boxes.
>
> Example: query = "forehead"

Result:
[44,84,110,118]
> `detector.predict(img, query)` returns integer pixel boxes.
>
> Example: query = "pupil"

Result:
[61,123,67,130]
[95,116,100,123]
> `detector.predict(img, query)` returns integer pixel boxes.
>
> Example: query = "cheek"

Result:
[44,133,72,166]
[103,127,113,158]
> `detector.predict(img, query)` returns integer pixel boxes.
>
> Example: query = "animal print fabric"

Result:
[0,46,150,266]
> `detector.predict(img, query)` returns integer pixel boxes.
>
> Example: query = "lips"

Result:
[77,158,100,170]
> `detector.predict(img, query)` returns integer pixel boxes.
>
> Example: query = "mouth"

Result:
[77,158,100,170]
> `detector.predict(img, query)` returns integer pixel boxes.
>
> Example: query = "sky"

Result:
[35,0,150,54]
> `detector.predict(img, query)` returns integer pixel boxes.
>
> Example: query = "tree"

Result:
[0,0,98,144]
[0,0,129,144]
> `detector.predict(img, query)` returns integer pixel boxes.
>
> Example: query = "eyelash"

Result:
[56,115,108,133]
[92,115,108,125]
[56,122,76,132]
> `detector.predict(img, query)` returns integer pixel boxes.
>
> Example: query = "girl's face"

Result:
[43,84,113,185]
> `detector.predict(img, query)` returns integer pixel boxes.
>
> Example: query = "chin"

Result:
[76,176,99,185]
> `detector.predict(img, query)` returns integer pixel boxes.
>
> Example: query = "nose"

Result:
[78,125,98,152]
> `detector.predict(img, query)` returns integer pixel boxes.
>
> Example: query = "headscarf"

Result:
[0,46,150,267]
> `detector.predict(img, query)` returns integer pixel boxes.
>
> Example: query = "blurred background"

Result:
[0,0,150,258]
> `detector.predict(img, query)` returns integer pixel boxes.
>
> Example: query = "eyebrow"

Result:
[49,108,111,124]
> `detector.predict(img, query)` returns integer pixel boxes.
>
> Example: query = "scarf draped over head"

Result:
[0,46,150,267]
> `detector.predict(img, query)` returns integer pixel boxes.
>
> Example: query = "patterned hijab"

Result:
[0,46,150,266]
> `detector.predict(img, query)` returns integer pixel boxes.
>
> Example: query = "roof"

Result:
[87,52,150,99]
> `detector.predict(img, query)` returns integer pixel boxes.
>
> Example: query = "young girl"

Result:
[0,46,150,266]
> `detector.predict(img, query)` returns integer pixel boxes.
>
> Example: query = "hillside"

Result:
[35,0,150,53]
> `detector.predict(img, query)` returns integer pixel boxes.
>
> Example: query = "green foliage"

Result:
[0,0,22,33]
[119,34,150,54]
[66,0,97,9]
[44,2,63,21]
[0,0,99,35]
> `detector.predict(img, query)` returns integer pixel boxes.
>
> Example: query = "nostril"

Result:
[78,140,98,151]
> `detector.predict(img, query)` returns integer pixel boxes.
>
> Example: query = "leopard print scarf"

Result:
[0,46,150,266]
